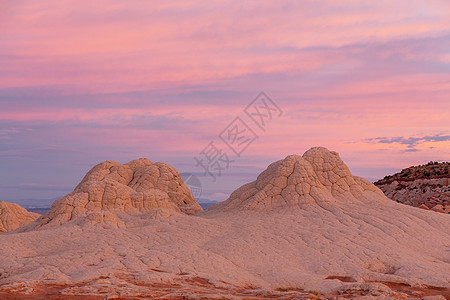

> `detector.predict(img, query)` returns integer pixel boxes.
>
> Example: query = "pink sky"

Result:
[0,1,449,203]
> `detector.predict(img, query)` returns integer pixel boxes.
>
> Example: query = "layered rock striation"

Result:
[375,162,449,213]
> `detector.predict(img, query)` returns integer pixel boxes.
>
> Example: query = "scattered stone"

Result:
[430,204,445,213]
[418,204,430,210]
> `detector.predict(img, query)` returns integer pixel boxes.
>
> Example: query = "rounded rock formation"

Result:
[0,201,40,232]
[210,147,385,211]
[28,158,202,229]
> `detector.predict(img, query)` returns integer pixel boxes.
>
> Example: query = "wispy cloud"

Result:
[365,134,450,149]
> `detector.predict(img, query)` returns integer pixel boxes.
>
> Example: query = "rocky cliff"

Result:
[374,161,449,213]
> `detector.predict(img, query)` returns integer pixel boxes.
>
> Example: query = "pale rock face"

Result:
[0,148,449,298]
[210,147,384,212]
[25,158,202,229]
[0,201,40,232]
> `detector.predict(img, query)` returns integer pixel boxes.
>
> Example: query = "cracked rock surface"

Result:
[0,201,40,232]
[22,158,202,230]
[0,148,449,298]
[209,147,384,212]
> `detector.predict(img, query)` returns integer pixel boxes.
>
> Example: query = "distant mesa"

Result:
[25,158,203,230]
[0,201,40,232]
[374,161,449,213]
[209,147,386,212]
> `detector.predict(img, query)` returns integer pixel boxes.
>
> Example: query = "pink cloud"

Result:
[0,1,449,202]
[1,1,449,92]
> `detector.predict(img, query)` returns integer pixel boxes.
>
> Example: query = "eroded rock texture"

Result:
[0,148,449,298]
[375,162,449,213]
[0,201,40,232]
[210,147,384,211]
[27,158,202,229]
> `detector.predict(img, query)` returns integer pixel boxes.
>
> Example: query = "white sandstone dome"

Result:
[27,158,202,229]
[0,148,449,298]
[210,147,385,211]
[0,201,40,232]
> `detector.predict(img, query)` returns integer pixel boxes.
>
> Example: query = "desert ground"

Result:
[0,147,449,299]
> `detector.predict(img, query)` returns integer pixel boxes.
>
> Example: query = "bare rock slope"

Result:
[374,161,449,213]
[210,147,384,212]
[0,201,40,232]
[0,148,449,299]
[25,158,202,230]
